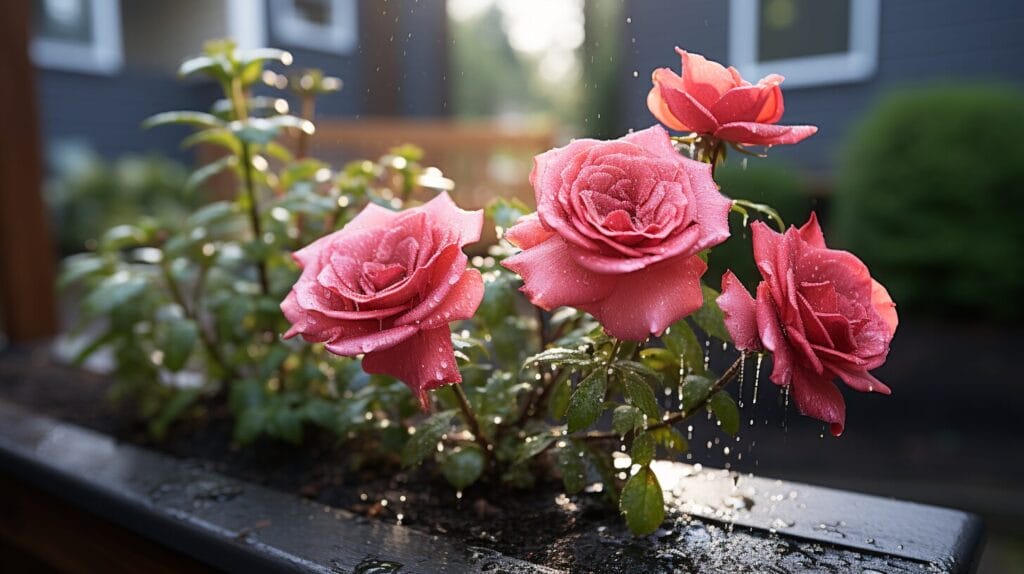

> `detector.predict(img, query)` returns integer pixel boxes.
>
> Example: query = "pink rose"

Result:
[501,126,731,341]
[647,49,817,146]
[281,193,484,408]
[716,214,898,435]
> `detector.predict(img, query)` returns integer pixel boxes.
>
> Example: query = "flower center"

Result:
[361,261,406,293]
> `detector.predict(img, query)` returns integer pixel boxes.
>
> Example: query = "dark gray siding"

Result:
[620,0,1024,174]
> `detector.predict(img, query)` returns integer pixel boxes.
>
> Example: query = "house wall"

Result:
[619,0,1024,175]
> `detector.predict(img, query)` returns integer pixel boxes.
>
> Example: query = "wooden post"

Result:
[0,0,58,342]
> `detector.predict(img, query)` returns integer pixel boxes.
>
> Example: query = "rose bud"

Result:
[648,48,817,146]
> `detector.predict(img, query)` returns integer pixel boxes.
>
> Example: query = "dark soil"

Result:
[0,345,951,573]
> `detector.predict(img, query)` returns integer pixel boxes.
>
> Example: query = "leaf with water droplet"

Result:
[401,410,456,467]
[662,320,707,375]
[622,372,661,420]
[440,445,485,490]
[692,284,730,341]
[619,466,665,536]
[650,426,688,453]
[612,405,645,436]
[548,375,572,420]
[566,369,607,433]
[515,433,556,463]
[681,374,715,412]
[709,391,740,436]
[631,432,656,466]
[556,440,587,494]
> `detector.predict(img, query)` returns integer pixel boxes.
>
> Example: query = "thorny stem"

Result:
[576,353,746,443]
[453,384,494,468]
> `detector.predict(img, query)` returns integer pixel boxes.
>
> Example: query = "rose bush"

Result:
[717,214,898,435]
[501,125,731,340]
[648,48,817,147]
[282,193,484,408]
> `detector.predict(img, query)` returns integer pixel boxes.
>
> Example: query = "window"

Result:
[31,0,123,74]
[270,0,358,55]
[729,0,879,88]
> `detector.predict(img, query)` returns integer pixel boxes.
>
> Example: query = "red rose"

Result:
[648,49,817,146]
[716,214,898,435]
[501,126,731,340]
[281,193,484,408]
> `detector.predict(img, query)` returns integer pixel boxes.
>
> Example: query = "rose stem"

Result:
[239,141,270,296]
[453,384,494,467]
[578,353,746,443]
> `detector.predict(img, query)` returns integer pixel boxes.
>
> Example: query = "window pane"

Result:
[294,0,332,25]
[33,0,94,44]
[757,0,850,62]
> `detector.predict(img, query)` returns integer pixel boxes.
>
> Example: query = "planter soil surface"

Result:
[0,346,954,573]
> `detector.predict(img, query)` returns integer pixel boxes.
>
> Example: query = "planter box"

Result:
[0,376,984,572]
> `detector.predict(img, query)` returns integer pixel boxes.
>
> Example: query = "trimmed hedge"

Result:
[709,162,815,289]
[833,86,1024,323]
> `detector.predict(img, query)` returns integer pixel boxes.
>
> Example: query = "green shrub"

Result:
[833,86,1024,322]
[709,162,816,288]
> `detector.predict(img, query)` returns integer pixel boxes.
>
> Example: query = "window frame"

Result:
[728,0,880,88]
[31,0,124,75]
[269,0,358,55]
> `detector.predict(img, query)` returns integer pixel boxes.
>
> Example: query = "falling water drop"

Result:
[752,354,764,405]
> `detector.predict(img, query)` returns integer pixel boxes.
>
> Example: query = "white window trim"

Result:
[270,0,358,55]
[228,0,268,50]
[729,0,880,88]
[31,0,123,75]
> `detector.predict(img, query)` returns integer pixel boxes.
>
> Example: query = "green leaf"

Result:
[556,441,587,494]
[631,432,656,466]
[619,466,666,536]
[143,111,223,130]
[662,320,707,375]
[681,374,715,413]
[638,348,678,372]
[181,127,240,154]
[236,47,293,66]
[270,407,304,444]
[566,369,607,433]
[651,426,688,453]
[149,388,201,439]
[186,155,237,192]
[401,410,456,467]
[162,318,199,372]
[524,346,593,369]
[692,285,729,341]
[548,376,572,420]
[612,405,644,436]
[178,55,229,79]
[623,374,661,420]
[441,446,485,490]
[708,391,740,436]
[485,197,531,234]
[84,272,147,314]
[234,408,267,444]
[516,433,556,462]
[58,254,108,289]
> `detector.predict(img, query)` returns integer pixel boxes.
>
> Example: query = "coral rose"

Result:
[648,48,817,146]
[716,214,898,435]
[501,125,731,341]
[281,193,484,408]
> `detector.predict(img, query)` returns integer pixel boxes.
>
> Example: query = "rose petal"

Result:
[361,326,461,410]
[420,191,484,246]
[647,81,689,131]
[660,81,720,135]
[796,212,826,249]
[505,212,555,249]
[789,366,847,436]
[324,323,418,356]
[711,85,777,126]
[871,279,899,337]
[718,271,762,351]
[501,235,616,310]
[578,254,706,341]
[714,122,818,146]
[677,48,739,103]
[399,269,484,329]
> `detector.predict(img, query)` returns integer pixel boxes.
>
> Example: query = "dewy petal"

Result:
[361,326,461,410]
[755,282,794,386]
[754,81,785,124]
[501,235,616,310]
[647,80,689,131]
[324,323,418,356]
[714,122,818,146]
[870,279,899,337]
[718,271,762,351]
[504,212,555,249]
[789,366,847,436]
[578,254,706,341]
[828,361,892,395]
[796,212,827,249]
[660,83,720,135]
[399,269,484,330]
[677,48,739,104]
[710,85,776,125]
[420,191,484,245]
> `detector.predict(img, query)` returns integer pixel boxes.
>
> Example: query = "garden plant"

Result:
[63,43,898,536]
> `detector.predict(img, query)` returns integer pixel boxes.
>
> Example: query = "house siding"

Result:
[620,0,1024,175]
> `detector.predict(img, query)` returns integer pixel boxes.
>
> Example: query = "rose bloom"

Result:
[281,193,484,408]
[716,214,898,435]
[648,48,817,147]
[501,125,731,341]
